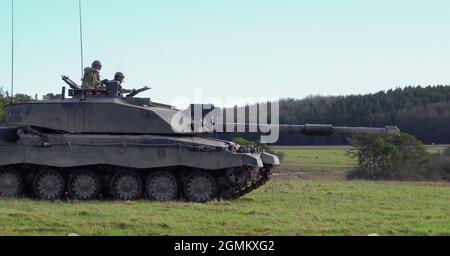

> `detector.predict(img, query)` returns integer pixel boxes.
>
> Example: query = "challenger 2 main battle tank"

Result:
[0,78,400,202]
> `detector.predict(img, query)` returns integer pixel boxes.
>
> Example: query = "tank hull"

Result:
[0,127,279,202]
[0,132,267,169]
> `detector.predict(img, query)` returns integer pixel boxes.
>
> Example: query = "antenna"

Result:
[11,0,14,102]
[78,0,84,79]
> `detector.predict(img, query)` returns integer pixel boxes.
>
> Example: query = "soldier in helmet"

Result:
[81,60,103,89]
[113,72,136,95]
[114,72,125,85]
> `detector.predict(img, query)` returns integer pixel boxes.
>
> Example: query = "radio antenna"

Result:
[78,0,84,78]
[10,0,14,102]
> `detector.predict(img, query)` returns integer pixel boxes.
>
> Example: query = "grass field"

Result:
[271,147,355,180]
[0,147,449,236]
[0,180,448,236]
[271,146,447,179]
[274,148,355,171]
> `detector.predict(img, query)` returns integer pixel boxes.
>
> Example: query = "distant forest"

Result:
[1,85,449,145]
[217,85,450,145]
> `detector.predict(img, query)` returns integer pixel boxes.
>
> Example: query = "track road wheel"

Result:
[33,169,65,200]
[111,171,142,201]
[146,171,179,201]
[68,170,101,200]
[0,169,23,198]
[183,171,218,203]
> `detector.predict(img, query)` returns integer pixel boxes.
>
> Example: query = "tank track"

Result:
[217,166,272,201]
[0,164,273,202]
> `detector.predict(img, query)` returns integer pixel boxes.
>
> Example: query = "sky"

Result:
[0,0,449,107]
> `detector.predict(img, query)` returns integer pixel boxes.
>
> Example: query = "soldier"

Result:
[81,60,103,89]
[113,72,136,95]
[113,72,125,85]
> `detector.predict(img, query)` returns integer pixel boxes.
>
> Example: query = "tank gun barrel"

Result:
[278,124,400,136]
[218,123,400,136]
[331,125,400,136]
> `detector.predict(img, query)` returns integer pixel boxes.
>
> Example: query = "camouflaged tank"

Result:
[0,79,400,202]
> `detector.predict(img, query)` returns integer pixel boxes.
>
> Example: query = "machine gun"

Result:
[61,75,80,90]
[125,86,151,98]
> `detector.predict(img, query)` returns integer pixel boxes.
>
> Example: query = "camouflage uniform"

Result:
[81,67,101,89]
[81,60,102,89]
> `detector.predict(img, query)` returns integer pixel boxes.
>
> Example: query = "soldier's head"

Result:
[114,72,125,83]
[92,60,102,70]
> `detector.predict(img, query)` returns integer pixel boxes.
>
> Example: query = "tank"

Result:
[0,80,400,202]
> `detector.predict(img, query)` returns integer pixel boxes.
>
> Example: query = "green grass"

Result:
[0,179,449,236]
[272,146,448,172]
[273,148,356,172]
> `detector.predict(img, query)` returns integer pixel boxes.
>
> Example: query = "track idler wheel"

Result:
[68,170,101,200]
[226,168,252,186]
[183,171,218,203]
[111,171,143,201]
[146,171,179,201]
[33,169,65,200]
[0,168,23,198]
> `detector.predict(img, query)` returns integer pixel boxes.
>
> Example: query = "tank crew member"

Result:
[81,60,103,89]
[113,72,125,85]
[113,72,136,95]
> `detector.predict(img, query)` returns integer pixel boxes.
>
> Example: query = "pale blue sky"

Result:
[0,0,449,106]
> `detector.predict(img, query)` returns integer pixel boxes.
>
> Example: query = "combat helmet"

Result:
[92,60,102,70]
[114,72,125,80]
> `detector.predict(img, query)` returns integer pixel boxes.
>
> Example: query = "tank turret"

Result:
[4,98,400,137]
